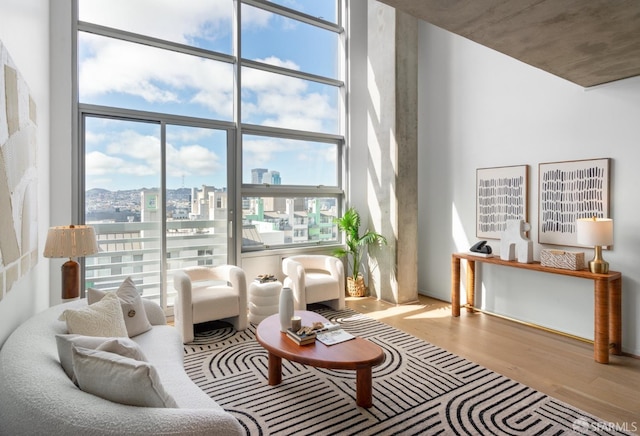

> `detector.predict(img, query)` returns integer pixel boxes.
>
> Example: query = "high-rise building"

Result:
[264,170,281,185]
[251,168,281,185]
[251,168,268,184]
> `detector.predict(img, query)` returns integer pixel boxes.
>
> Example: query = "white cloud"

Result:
[86,151,156,177]
[166,127,215,143]
[166,143,223,177]
[257,90,334,131]
[254,56,300,71]
[87,129,223,182]
[243,137,336,170]
[79,0,233,46]
[84,130,106,146]
[240,59,337,131]
[106,131,161,162]
[241,5,272,28]
[80,33,234,117]
[243,137,290,165]
[79,2,337,134]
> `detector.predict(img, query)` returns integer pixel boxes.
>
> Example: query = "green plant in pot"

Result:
[332,207,387,297]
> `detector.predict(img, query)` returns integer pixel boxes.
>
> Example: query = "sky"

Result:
[79,0,340,192]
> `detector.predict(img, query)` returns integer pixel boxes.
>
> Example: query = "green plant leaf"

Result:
[332,207,387,280]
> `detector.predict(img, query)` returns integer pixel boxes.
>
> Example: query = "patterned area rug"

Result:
[184,305,632,436]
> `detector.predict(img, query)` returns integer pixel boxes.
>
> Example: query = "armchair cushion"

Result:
[305,272,341,304]
[192,286,241,324]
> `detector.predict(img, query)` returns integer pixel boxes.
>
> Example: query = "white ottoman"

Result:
[248,280,282,324]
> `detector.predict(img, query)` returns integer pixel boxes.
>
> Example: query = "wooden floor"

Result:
[345,294,640,428]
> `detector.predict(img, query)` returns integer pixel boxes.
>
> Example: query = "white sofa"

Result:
[0,298,243,435]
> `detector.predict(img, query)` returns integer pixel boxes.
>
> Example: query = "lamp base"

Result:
[588,245,609,274]
[61,259,80,300]
[588,259,609,274]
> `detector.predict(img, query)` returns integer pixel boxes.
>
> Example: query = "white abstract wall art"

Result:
[476,165,528,239]
[0,39,39,302]
[538,158,610,247]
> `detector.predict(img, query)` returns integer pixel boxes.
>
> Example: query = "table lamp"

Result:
[576,217,613,274]
[43,225,99,299]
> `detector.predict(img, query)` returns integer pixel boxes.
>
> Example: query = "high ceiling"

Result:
[377,0,640,88]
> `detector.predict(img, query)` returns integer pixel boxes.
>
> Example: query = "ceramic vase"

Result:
[279,287,294,332]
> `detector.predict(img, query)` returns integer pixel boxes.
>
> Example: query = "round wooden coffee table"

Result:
[256,310,384,408]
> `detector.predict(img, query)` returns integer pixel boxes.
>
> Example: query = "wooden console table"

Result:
[451,253,622,364]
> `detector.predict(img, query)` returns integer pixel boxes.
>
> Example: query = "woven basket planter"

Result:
[347,275,366,297]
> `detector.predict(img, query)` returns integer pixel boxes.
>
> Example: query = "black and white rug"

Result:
[184,305,632,435]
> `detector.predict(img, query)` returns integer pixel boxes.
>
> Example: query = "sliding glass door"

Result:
[82,115,230,309]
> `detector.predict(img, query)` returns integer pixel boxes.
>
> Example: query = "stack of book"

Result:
[286,328,316,345]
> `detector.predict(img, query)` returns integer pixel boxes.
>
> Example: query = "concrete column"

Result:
[366,2,418,304]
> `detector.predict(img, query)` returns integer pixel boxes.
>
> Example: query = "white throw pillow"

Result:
[55,334,147,380]
[71,345,178,408]
[96,338,148,361]
[88,277,152,337]
[58,292,128,338]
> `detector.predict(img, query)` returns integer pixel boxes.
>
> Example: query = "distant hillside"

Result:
[86,187,192,196]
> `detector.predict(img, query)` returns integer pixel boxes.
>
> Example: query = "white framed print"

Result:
[538,158,610,247]
[476,165,528,239]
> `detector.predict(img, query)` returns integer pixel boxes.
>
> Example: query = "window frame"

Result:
[74,0,348,307]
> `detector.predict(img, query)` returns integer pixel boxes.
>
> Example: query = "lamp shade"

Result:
[576,218,613,246]
[43,225,99,259]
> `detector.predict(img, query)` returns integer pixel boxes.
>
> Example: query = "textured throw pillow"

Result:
[58,292,128,338]
[71,345,178,408]
[55,334,147,380]
[88,277,152,337]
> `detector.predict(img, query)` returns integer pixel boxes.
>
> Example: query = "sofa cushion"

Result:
[58,292,128,337]
[88,277,152,337]
[55,334,147,380]
[71,345,178,408]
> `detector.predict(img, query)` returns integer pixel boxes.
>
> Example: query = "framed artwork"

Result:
[538,158,610,247]
[476,165,528,239]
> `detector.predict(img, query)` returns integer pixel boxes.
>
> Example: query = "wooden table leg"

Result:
[609,277,622,355]
[466,259,475,313]
[594,279,609,364]
[268,352,282,385]
[356,366,373,408]
[451,256,461,317]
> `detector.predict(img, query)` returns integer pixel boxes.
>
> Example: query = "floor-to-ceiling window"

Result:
[75,0,346,310]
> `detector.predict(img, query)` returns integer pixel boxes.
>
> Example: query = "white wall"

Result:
[418,22,640,356]
[0,0,51,345]
[347,1,369,215]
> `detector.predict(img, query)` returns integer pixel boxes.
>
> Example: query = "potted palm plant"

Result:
[332,207,387,297]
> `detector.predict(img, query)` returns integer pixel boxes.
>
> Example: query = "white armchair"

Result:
[173,265,248,343]
[282,255,345,311]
